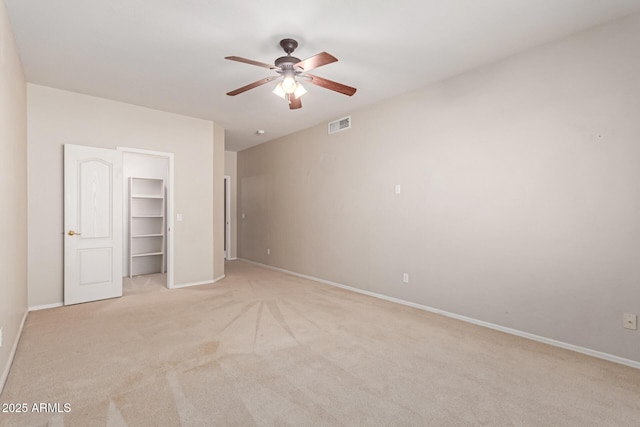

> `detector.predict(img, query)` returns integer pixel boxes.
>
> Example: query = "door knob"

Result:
[68,230,81,236]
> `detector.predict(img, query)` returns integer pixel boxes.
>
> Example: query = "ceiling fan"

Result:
[225,38,357,110]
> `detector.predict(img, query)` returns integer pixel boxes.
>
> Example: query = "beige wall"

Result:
[213,124,225,279]
[224,150,238,259]
[27,85,222,307]
[238,13,640,363]
[0,0,28,390]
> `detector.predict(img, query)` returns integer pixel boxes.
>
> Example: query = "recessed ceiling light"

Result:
[256,130,265,135]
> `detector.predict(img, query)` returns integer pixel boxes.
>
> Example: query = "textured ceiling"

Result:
[5,0,640,151]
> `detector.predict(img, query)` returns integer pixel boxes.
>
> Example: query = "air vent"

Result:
[328,116,351,134]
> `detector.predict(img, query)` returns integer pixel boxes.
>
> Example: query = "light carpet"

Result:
[1,260,639,426]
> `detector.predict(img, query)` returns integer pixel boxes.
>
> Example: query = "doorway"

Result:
[224,175,231,260]
[118,147,175,291]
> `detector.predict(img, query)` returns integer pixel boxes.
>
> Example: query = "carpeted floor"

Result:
[1,260,639,426]
[123,272,167,295]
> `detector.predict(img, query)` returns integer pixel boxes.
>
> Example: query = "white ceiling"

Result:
[5,0,640,151]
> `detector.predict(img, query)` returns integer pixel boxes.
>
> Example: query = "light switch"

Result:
[623,313,637,330]
[177,213,183,222]
[395,184,401,194]
[241,213,246,219]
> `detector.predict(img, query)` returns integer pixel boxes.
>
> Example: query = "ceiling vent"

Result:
[328,116,351,134]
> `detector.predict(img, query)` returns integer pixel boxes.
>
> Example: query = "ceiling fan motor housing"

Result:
[275,56,301,70]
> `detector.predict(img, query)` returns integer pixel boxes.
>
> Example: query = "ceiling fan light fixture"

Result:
[293,82,307,98]
[281,75,297,94]
[272,82,286,99]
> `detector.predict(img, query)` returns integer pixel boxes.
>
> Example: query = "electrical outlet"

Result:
[623,313,637,330]
[403,273,409,284]
[395,184,401,194]
[267,248,270,255]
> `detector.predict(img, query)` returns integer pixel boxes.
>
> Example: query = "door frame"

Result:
[224,175,232,260]
[117,146,175,289]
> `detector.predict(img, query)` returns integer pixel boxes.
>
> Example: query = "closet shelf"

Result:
[129,177,166,277]
[132,251,163,258]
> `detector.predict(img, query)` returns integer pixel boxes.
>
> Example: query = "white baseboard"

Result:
[172,279,213,289]
[29,302,64,311]
[238,258,640,370]
[171,274,225,289]
[1,309,29,394]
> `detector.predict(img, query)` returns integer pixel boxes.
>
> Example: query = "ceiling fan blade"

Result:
[225,56,275,69]
[289,96,302,110]
[306,74,357,96]
[294,52,337,72]
[226,76,280,96]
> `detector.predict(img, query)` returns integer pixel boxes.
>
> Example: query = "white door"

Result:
[64,144,123,305]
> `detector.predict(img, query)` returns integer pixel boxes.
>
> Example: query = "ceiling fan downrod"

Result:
[279,38,298,55]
